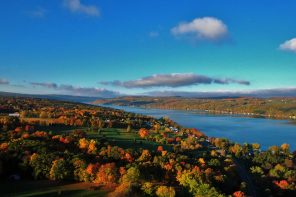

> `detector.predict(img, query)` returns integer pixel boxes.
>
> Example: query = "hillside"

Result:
[94,96,296,120]
[0,96,295,196]
[0,91,101,103]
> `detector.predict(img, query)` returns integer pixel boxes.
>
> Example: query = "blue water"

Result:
[101,105,296,150]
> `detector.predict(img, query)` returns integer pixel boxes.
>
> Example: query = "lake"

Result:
[100,105,296,150]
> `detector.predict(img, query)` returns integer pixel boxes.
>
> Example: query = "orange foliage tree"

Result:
[95,163,118,186]
[139,128,149,138]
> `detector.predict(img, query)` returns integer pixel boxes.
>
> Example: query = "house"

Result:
[9,113,20,117]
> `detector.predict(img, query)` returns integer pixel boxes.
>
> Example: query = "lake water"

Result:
[101,105,296,150]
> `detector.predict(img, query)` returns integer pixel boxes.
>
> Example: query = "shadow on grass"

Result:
[0,181,107,197]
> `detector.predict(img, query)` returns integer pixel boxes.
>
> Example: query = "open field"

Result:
[86,128,173,151]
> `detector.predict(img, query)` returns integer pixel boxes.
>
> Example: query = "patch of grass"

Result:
[35,124,86,133]
[87,128,173,151]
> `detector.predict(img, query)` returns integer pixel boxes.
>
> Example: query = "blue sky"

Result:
[0,0,296,97]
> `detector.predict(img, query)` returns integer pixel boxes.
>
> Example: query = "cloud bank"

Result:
[280,38,296,53]
[30,82,119,98]
[146,87,296,98]
[171,17,228,41]
[100,73,250,89]
[64,0,100,16]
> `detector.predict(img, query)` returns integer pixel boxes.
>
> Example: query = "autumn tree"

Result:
[156,186,176,197]
[141,182,155,196]
[39,111,49,119]
[95,163,118,186]
[30,153,53,179]
[233,191,245,197]
[281,143,290,153]
[139,128,149,139]
[137,149,152,162]
[121,166,140,183]
[49,158,71,181]
[177,169,223,197]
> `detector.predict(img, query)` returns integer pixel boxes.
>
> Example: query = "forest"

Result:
[0,96,295,196]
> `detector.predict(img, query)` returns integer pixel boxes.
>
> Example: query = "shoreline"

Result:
[94,102,296,123]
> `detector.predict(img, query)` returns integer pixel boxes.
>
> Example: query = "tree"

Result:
[269,146,280,154]
[73,159,88,182]
[49,159,71,181]
[139,128,149,138]
[20,111,28,118]
[0,142,8,151]
[137,149,152,162]
[252,143,260,150]
[122,167,140,183]
[177,170,223,197]
[79,138,89,150]
[157,146,164,152]
[274,180,289,189]
[30,153,53,179]
[231,144,242,157]
[269,164,287,178]
[141,182,155,196]
[156,186,176,197]
[39,111,48,119]
[85,163,99,182]
[95,163,118,185]
[87,139,97,154]
[250,166,264,177]
[281,143,290,153]
[233,191,245,197]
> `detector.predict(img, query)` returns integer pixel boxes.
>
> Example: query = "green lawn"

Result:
[87,128,173,151]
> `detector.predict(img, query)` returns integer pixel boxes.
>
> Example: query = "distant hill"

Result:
[93,96,296,120]
[0,91,100,103]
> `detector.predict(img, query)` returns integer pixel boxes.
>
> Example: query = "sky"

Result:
[0,0,296,98]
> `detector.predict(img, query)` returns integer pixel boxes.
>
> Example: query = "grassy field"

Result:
[0,181,107,197]
[87,128,173,151]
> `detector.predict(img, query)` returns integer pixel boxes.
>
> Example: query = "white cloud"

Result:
[280,38,296,53]
[64,0,100,16]
[100,73,250,89]
[171,17,228,40]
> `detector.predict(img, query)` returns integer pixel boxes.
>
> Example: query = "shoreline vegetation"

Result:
[0,96,295,196]
[93,96,296,121]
